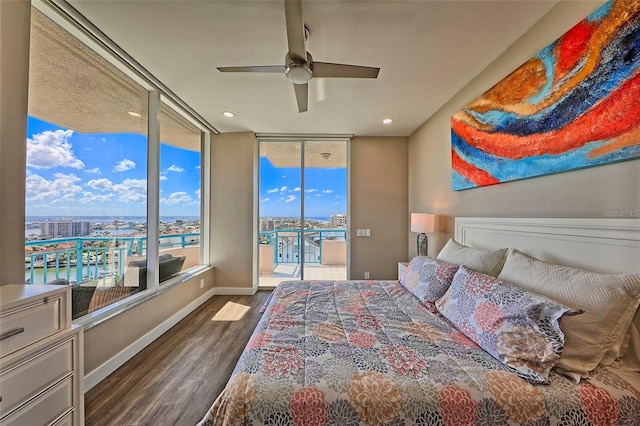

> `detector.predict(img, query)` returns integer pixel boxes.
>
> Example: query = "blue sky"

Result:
[26,116,201,217]
[26,116,345,219]
[259,155,346,219]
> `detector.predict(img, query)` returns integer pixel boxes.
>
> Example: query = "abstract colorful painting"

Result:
[451,0,640,190]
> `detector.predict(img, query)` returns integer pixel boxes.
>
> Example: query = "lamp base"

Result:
[417,233,428,257]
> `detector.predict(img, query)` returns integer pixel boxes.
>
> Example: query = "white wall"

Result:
[408,0,640,257]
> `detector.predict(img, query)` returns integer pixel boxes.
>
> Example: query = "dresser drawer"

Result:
[0,338,74,416]
[52,410,74,426]
[0,377,74,426]
[0,295,63,357]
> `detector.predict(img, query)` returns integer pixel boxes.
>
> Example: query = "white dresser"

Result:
[0,285,84,426]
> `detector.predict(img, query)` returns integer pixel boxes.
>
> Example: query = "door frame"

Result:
[255,134,351,287]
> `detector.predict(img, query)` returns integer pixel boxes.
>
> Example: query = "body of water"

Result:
[26,215,199,224]
[25,264,120,286]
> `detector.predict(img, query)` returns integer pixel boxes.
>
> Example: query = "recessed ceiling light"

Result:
[382,118,393,124]
[223,111,235,118]
[128,111,141,117]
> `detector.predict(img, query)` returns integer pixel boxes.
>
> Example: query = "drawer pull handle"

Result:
[0,327,25,341]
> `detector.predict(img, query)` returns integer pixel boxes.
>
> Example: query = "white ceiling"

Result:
[68,0,561,137]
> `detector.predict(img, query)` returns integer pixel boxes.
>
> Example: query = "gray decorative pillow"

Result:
[436,239,507,277]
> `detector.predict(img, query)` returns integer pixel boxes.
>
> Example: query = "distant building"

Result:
[260,219,277,232]
[330,214,347,228]
[41,219,90,238]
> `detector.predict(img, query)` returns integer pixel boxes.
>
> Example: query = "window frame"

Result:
[30,0,215,329]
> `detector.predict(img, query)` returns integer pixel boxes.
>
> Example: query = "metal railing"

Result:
[25,233,199,285]
[259,229,346,266]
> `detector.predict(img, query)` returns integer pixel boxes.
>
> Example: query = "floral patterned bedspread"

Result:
[199,280,640,426]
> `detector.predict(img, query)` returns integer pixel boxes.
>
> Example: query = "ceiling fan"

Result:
[217,0,380,113]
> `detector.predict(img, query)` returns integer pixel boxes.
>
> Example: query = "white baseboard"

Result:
[84,287,216,392]
[212,286,257,295]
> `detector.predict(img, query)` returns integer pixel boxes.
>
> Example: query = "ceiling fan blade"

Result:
[284,0,306,60]
[217,65,285,73]
[313,62,380,79]
[293,83,308,113]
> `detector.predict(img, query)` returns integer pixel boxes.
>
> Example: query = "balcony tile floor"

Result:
[258,264,347,288]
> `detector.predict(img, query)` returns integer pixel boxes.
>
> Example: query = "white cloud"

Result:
[285,195,296,203]
[27,129,85,169]
[87,178,114,191]
[112,178,147,203]
[113,159,136,172]
[322,189,333,194]
[161,191,192,205]
[195,189,201,200]
[280,186,288,192]
[261,197,270,202]
[25,172,82,202]
[267,188,280,193]
[305,188,318,193]
[84,168,101,174]
[195,165,201,170]
[292,187,301,192]
[79,191,115,204]
[167,164,184,173]
[159,176,168,181]
[86,177,146,203]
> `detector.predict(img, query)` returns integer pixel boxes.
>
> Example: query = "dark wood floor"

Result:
[84,291,272,426]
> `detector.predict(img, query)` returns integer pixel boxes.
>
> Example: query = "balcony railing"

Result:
[25,233,199,286]
[259,229,346,269]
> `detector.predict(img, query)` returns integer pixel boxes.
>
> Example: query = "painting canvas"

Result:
[451,0,640,191]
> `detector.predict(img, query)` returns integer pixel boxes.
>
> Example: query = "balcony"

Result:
[25,233,200,286]
[26,229,346,293]
[258,229,347,287]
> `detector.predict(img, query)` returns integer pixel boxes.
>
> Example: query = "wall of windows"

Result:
[25,5,209,319]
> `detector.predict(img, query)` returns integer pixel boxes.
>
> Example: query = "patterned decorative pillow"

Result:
[436,265,580,384]
[400,256,459,303]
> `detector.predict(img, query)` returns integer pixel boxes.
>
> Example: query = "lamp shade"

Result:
[411,213,435,233]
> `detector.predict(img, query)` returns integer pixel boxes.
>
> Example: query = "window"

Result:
[159,102,203,283]
[25,5,208,320]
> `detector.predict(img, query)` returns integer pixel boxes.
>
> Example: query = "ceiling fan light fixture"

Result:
[286,62,312,84]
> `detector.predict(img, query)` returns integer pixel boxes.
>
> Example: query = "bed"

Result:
[199,217,640,425]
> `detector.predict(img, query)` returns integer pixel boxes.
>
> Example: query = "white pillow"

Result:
[498,249,640,380]
[436,239,507,277]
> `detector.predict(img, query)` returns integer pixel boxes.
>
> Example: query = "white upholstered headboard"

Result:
[455,217,640,274]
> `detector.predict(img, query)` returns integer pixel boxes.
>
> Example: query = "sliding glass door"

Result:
[258,139,347,287]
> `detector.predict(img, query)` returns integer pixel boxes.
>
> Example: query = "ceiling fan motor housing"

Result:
[285,52,313,84]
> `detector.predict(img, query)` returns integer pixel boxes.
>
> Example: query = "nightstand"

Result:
[398,262,409,280]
